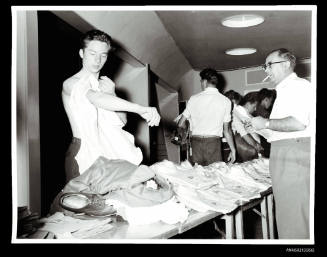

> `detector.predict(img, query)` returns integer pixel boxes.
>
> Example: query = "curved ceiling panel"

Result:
[63,10,193,90]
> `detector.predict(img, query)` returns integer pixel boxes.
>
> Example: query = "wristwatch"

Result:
[265,120,270,128]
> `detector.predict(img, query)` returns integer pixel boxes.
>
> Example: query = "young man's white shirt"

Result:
[182,87,231,137]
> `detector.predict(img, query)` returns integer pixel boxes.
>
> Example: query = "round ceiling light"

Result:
[225,48,257,55]
[221,14,264,28]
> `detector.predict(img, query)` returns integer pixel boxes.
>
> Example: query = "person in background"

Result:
[251,48,313,239]
[253,88,276,119]
[62,29,161,182]
[223,90,243,161]
[224,90,243,109]
[252,88,277,157]
[232,92,263,162]
[177,68,236,166]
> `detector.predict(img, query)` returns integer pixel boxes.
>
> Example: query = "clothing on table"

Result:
[266,72,313,239]
[68,73,143,174]
[65,137,81,182]
[182,87,231,164]
[190,136,222,166]
[270,137,310,239]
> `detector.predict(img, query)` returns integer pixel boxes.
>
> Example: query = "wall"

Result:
[110,61,152,164]
[178,69,201,101]
[222,59,311,95]
[14,10,41,214]
[178,59,312,101]
[221,68,274,95]
[155,83,180,163]
[52,10,193,90]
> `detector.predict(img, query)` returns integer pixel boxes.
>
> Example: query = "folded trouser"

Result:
[270,137,311,239]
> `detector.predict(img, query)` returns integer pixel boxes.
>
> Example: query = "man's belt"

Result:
[191,135,220,139]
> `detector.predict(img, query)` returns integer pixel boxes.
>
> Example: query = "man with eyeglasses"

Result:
[251,48,314,239]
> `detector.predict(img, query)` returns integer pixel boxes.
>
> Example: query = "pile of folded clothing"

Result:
[150,158,271,214]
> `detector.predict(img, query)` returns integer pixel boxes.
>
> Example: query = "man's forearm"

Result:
[87,91,143,114]
[242,134,258,148]
[224,127,236,152]
[268,116,306,132]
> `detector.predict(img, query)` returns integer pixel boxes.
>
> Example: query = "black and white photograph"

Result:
[11,5,317,248]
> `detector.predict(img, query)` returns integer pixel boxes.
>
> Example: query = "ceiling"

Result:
[52,8,313,90]
[156,10,312,71]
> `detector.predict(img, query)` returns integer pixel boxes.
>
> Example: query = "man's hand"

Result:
[99,76,115,94]
[251,116,268,130]
[254,142,264,153]
[139,106,161,127]
[227,149,236,164]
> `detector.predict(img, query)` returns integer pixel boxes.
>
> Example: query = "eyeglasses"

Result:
[261,60,288,70]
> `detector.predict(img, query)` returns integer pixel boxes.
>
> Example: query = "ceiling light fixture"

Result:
[225,48,257,55]
[221,14,264,28]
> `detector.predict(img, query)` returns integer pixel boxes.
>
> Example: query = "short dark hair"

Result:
[199,68,219,86]
[257,88,276,103]
[80,29,113,50]
[268,48,296,70]
[224,90,243,104]
[239,91,258,106]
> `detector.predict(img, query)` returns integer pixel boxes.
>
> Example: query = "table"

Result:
[233,187,275,239]
[88,209,226,239]
[87,187,274,240]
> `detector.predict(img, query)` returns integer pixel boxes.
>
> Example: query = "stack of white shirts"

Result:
[239,161,271,189]
[205,163,263,202]
[151,160,234,213]
[150,158,271,214]
[150,160,223,189]
[105,196,189,225]
[174,185,238,214]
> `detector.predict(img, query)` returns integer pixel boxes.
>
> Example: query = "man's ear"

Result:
[79,49,84,59]
[284,60,291,69]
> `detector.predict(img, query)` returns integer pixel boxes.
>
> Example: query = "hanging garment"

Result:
[69,73,143,173]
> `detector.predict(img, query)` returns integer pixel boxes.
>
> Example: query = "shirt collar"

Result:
[276,72,297,90]
[204,87,219,92]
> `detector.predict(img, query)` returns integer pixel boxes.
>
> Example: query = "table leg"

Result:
[260,197,269,239]
[222,214,234,239]
[267,193,275,239]
[235,210,244,239]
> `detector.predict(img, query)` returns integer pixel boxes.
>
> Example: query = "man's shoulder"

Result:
[63,74,82,95]
[286,75,312,93]
[63,75,80,87]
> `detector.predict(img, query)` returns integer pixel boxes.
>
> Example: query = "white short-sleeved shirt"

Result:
[268,72,314,142]
[182,87,231,137]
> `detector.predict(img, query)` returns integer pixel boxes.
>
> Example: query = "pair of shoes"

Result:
[59,192,116,217]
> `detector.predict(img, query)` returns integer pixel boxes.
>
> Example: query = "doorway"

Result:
[37,11,82,215]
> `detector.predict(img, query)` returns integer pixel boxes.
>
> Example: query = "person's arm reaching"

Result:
[177,114,188,129]
[223,122,236,164]
[251,116,306,132]
[241,134,263,153]
[98,76,127,124]
[86,89,160,127]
